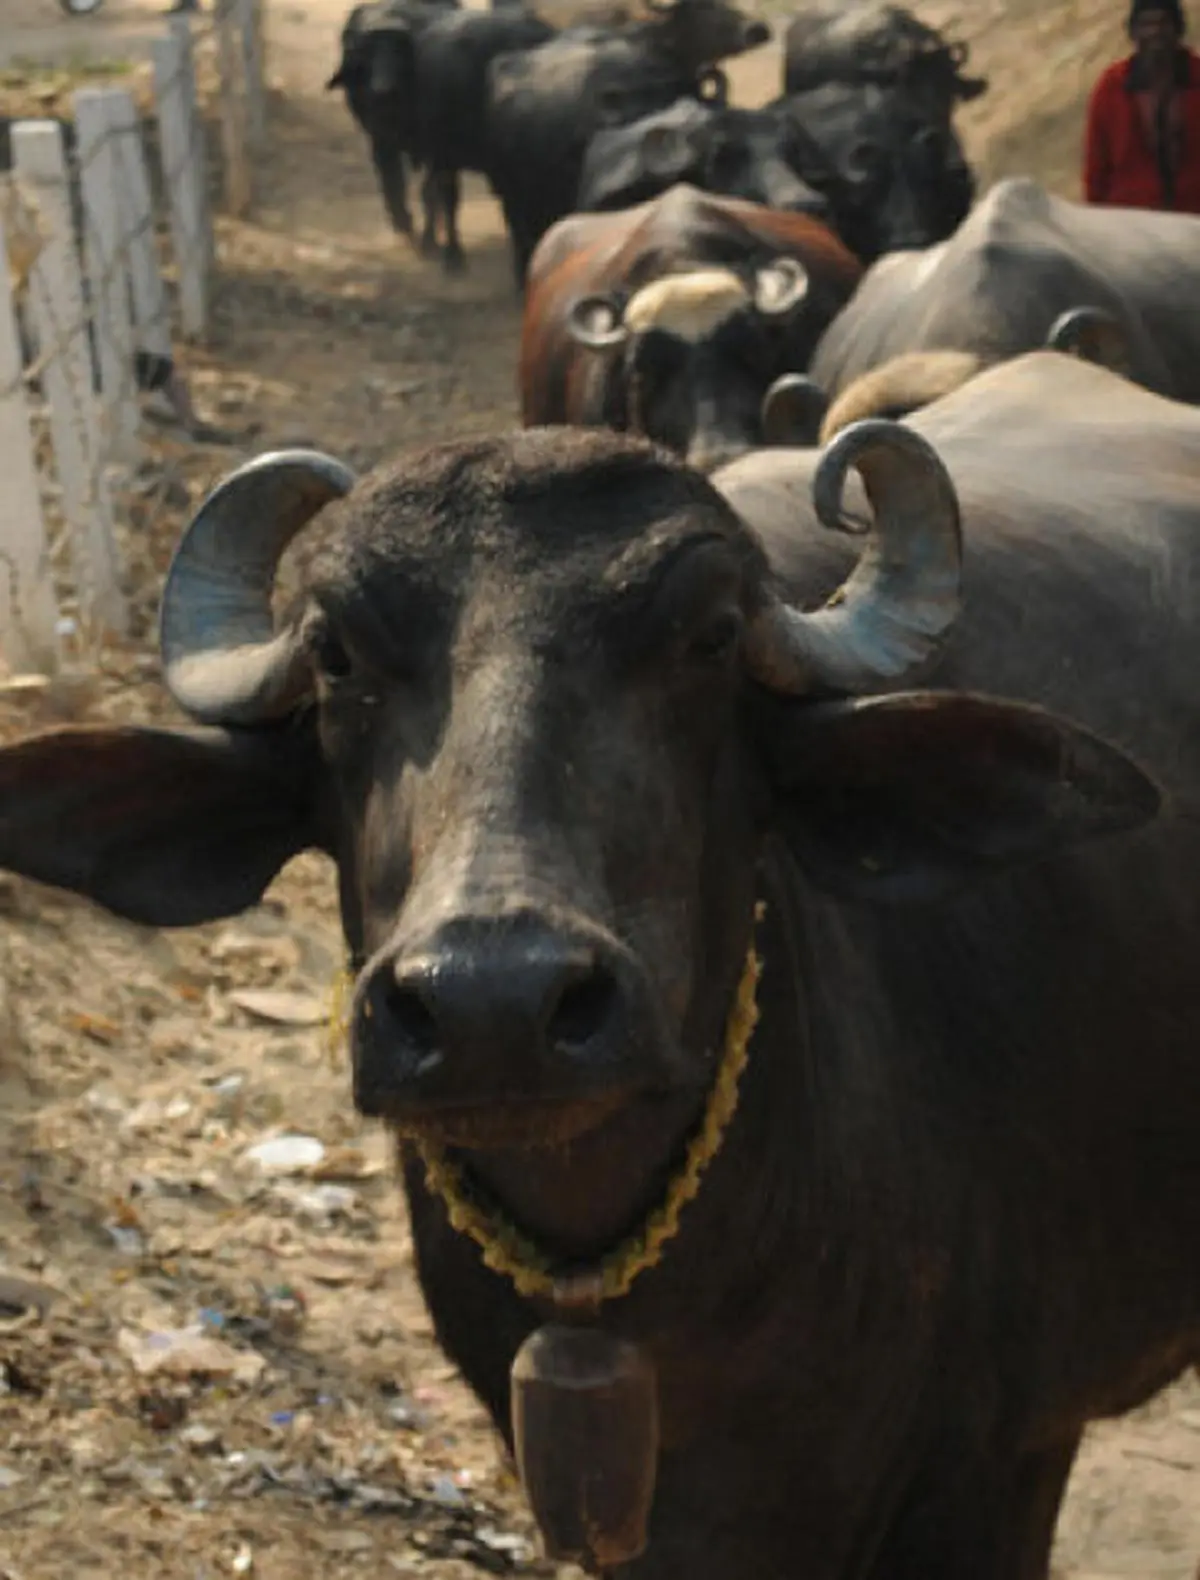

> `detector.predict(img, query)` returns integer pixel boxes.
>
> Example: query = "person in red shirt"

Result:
[1084,0,1200,212]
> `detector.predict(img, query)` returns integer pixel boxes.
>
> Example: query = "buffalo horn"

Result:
[695,66,729,105]
[754,257,808,316]
[743,420,962,695]
[760,373,827,448]
[1045,306,1130,374]
[159,449,356,725]
[568,293,628,350]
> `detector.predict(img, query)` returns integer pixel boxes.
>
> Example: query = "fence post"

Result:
[239,0,267,154]
[0,208,61,675]
[105,90,172,369]
[12,120,127,640]
[74,87,141,469]
[216,0,252,217]
[152,20,211,340]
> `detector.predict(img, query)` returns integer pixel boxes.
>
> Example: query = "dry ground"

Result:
[1,1,1198,1577]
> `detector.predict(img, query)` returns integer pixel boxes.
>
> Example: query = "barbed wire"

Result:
[0,0,262,678]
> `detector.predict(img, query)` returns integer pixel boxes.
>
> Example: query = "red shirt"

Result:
[1084,49,1200,213]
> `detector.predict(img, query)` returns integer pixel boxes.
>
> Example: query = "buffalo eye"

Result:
[313,624,354,683]
[687,610,743,664]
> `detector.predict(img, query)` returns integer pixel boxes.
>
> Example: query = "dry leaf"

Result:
[228,988,326,1027]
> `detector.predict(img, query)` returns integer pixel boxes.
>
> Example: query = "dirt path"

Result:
[1,2,1198,1577]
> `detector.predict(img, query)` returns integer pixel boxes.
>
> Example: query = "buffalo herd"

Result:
[2,2,1200,1577]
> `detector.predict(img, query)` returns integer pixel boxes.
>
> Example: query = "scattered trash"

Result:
[118,1326,266,1386]
[429,1473,467,1508]
[270,1182,358,1225]
[0,1464,24,1490]
[138,1391,189,1431]
[0,1272,60,1318]
[241,1134,327,1176]
[230,1545,255,1575]
[179,1422,223,1454]
[476,1527,531,1560]
[106,1225,146,1258]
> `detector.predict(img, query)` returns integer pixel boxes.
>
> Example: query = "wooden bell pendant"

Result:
[511,1323,659,1573]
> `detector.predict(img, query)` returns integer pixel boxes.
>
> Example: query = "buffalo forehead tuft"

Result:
[624,268,751,342]
[314,428,751,571]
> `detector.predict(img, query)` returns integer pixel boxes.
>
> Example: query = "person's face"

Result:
[1132,8,1181,66]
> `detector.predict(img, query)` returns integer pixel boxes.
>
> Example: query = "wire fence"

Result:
[0,0,266,681]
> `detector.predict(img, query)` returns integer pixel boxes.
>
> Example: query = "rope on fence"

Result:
[0,2,268,679]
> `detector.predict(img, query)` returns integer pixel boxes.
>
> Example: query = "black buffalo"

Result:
[1,349,1198,1574]
[409,6,556,270]
[484,0,771,286]
[577,97,835,217]
[326,0,460,241]
[773,79,975,258]
[782,0,986,111]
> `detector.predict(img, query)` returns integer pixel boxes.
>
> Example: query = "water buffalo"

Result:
[484,0,771,285]
[577,98,837,216]
[409,6,556,270]
[520,183,860,468]
[773,79,975,258]
[811,176,1200,425]
[326,0,461,240]
[782,0,987,110]
[1,349,1198,1576]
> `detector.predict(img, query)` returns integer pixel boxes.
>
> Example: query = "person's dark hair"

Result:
[1127,0,1186,36]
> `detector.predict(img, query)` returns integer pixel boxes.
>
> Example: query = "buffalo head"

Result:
[780,83,975,259]
[0,428,1157,1257]
[642,0,771,71]
[580,101,834,218]
[565,262,831,467]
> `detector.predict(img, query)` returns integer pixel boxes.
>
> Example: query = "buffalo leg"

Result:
[498,197,532,295]
[418,168,440,259]
[870,1436,1080,1580]
[438,170,465,274]
[370,135,412,237]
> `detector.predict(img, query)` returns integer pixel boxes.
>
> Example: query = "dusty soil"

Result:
[1,1,1198,1578]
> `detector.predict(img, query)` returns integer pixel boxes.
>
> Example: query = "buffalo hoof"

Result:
[442,248,467,276]
[418,232,440,260]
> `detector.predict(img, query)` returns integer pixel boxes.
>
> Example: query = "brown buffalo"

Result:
[520,182,861,469]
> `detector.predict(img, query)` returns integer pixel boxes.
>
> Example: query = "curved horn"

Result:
[568,292,628,350]
[754,256,808,316]
[1046,306,1131,374]
[160,449,357,726]
[743,420,962,695]
[644,0,675,14]
[760,373,827,447]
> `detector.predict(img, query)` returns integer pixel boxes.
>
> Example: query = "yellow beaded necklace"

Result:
[327,913,763,1307]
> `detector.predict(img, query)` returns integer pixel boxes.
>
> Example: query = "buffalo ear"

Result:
[0,721,327,926]
[753,690,1161,903]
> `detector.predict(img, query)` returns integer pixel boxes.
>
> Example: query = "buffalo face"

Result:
[566,262,827,468]
[581,104,834,218]
[781,84,976,259]
[646,0,771,71]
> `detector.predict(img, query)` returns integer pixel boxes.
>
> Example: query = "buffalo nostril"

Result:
[547,965,620,1055]
[378,976,440,1065]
